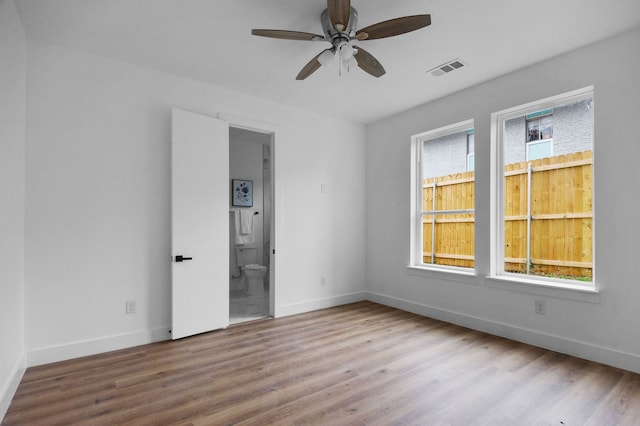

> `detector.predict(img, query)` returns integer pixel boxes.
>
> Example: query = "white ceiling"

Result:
[14,0,640,124]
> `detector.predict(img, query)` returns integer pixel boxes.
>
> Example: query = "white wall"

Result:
[24,41,366,365]
[0,0,27,416]
[366,27,640,373]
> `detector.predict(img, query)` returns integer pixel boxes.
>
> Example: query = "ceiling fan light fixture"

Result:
[318,49,336,66]
[339,42,355,61]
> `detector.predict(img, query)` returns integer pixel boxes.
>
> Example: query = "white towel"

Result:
[239,210,253,234]
[234,210,255,244]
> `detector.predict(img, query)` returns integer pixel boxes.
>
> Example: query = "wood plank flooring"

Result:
[4,301,640,425]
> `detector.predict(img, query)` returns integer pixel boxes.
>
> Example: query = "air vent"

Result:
[427,59,466,77]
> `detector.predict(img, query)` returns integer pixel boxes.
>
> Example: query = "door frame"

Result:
[219,113,280,318]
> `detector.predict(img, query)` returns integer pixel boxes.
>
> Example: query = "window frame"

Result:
[467,130,475,172]
[490,86,596,291]
[410,119,476,275]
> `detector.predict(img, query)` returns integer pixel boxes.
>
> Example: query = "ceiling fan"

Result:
[251,0,431,80]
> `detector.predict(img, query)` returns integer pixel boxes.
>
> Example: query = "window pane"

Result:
[539,115,553,139]
[526,115,553,142]
[527,140,552,161]
[502,97,593,283]
[526,119,540,141]
[420,126,475,269]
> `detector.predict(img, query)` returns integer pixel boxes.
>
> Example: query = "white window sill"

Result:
[484,275,600,304]
[406,265,479,286]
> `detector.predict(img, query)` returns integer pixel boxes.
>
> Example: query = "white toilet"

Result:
[235,246,267,297]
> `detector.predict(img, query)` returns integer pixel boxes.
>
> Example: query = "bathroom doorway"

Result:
[228,126,273,324]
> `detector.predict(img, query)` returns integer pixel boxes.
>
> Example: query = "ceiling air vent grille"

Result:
[428,59,466,77]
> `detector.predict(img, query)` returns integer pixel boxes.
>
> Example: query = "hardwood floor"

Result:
[4,301,640,425]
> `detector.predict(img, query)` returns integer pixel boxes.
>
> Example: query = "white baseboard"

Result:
[25,292,366,367]
[366,291,640,374]
[277,292,366,318]
[27,326,171,367]
[23,292,637,375]
[0,352,26,422]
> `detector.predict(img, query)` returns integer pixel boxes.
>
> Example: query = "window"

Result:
[526,110,553,161]
[411,120,475,271]
[491,88,594,287]
[526,110,553,141]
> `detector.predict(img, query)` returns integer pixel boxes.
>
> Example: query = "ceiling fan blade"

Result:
[252,29,325,41]
[296,49,331,80]
[353,46,385,78]
[327,0,351,31]
[356,14,431,40]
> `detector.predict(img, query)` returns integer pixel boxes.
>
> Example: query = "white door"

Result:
[171,108,229,339]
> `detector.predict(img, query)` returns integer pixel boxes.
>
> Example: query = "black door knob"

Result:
[175,255,193,262]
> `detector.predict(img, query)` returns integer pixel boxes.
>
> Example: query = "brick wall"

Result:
[554,99,594,155]
[421,99,592,178]
[504,116,526,164]
[504,99,593,163]
[422,130,468,179]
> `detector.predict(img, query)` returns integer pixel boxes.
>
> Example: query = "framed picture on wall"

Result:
[231,179,253,207]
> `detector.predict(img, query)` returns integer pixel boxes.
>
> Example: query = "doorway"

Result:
[228,127,273,324]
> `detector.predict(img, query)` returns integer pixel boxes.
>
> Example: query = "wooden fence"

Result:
[423,150,593,279]
[422,170,475,268]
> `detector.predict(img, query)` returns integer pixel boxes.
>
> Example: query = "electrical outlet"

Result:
[320,277,327,287]
[534,299,546,315]
[321,184,327,194]
[126,300,136,315]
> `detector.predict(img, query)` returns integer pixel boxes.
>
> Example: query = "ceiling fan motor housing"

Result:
[321,7,358,49]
